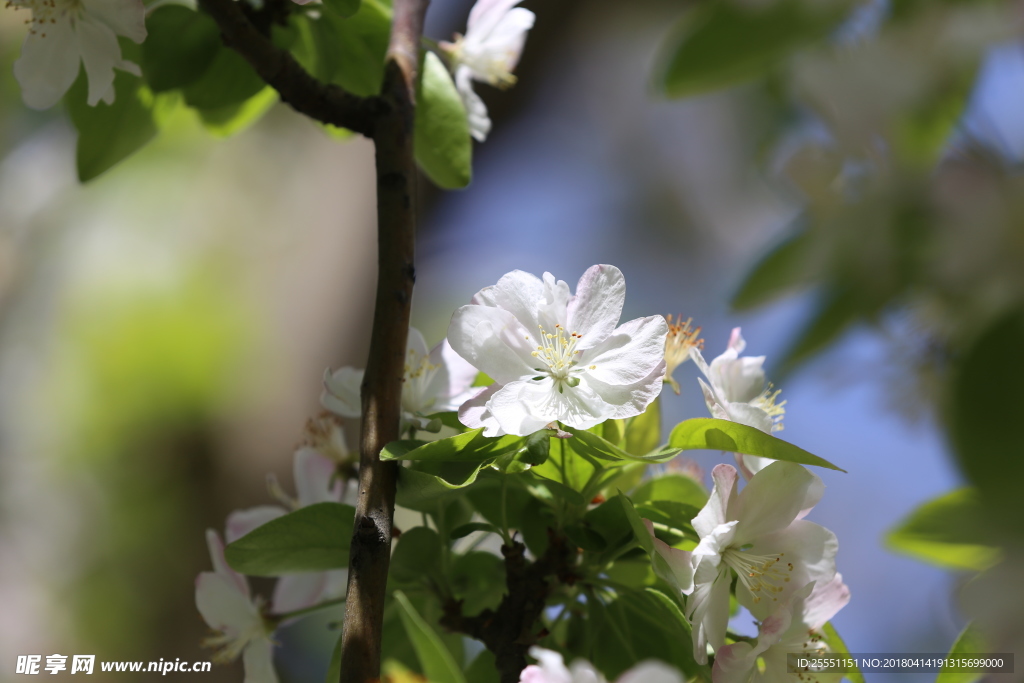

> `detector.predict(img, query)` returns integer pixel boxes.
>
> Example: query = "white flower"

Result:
[663,315,703,395]
[321,327,479,431]
[712,575,851,683]
[520,647,684,683]
[448,265,668,437]
[441,0,535,141]
[691,328,785,479]
[226,425,351,615]
[8,0,146,110]
[195,530,278,683]
[687,462,838,664]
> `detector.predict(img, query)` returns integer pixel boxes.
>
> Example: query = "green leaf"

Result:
[584,494,635,550]
[624,398,661,456]
[382,430,525,463]
[821,622,864,683]
[393,590,468,683]
[660,0,848,98]
[731,229,812,311]
[450,551,506,614]
[886,488,1000,571]
[395,460,487,511]
[562,425,682,464]
[641,588,711,681]
[415,51,472,188]
[619,492,654,554]
[325,0,391,97]
[224,502,355,575]
[197,87,278,138]
[66,69,157,182]
[182,47,265,110]
[937,623,988,683]
[323,0,361,18]
[449,522,498,540]
[564,523,607,551]
[668,418,845,471]
[523,470,587,507]
[632,473,708,508]
[465,650,500,683]
[141,5,221,92]
[390,526,444,585]
[950,310,1024,536]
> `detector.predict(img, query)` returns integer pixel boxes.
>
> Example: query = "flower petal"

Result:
[458,384,506,436]
[644,519,695,596]
[426,338,480,411]
[581,315,667,384]
[321,367,363,417]
[523,647,573,683]
[565,265,626,347]
[693,464,739,540]
[739,520,839,620]
[455,66,491,142]
[448,304,539,384]
[801,572,850,630]
[580,360,665,421]
[294,448,340,507]
[687,560,732,663]
[407,326,430,359]
[271,573,329,615]
[195,571,257,634]
[226,506,287,544]
[75,14,124,106]
[82,0,146,42]
[616,661,684,683]
[487,379,602,435]
[241,636,279,683]
[475,7,534,73]
[14,20,81,110]
[206,529,250,596]
[731,462,823,544]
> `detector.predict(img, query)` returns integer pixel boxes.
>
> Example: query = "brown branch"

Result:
[197,0,380,137]
[338,1,429,682]
[441,533,578,683]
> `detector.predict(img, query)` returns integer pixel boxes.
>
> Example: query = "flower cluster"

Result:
[194,261,849,683]
[194,416,355,682]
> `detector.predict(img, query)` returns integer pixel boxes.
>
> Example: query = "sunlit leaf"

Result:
[668,418,844,471]
[415,51,472,189]
[224,502,355,575]
[393,591,467,683]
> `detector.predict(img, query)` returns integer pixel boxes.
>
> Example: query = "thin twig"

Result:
[197,0,381,137]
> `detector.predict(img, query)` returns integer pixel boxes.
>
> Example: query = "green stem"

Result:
[500,475,513,546]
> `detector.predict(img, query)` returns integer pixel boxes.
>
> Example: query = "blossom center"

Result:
[722,548,793,604]
[445,36,518,88]
[402,348,441,411]
[7,0,79,36]
[752,385,786,432]
[530,324,585,387]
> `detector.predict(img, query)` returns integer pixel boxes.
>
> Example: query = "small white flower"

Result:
[226,421,351,615]
[687,462,838,664]
[712,575,851,683]
[520,647,684,683]
[691,328,786,478]
[8,0,147,109]
[441,0,535,141]
[321,327,479,431]
[195,530,278,683]
[448,265,668,437]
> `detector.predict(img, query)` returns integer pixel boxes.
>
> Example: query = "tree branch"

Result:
[197,0,380,137]
[338,1,430,682]
[441,533,578,683]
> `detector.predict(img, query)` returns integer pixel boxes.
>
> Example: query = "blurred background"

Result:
[2,0,1023,680]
